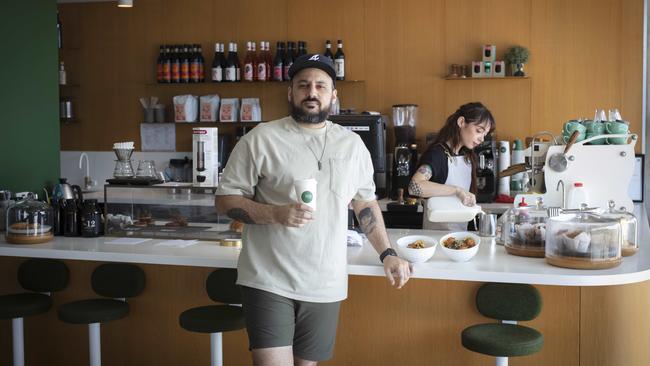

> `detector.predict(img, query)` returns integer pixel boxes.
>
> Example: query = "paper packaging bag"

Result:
[240,98,262,122]
[219,98,240,122]
[199,94,221,122]
[173,95,198,122]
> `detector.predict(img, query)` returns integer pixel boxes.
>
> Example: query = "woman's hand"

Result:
[455,188,476,206]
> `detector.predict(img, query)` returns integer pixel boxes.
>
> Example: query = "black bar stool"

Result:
[179,269,245,366]
[461,283,544,366]
[58,263,145,366]
[0,259,69,366]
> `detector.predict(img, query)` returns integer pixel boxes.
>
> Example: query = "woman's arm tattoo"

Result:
[417,164,432,179]
[226,208,256,224]
[409,181,423,196]
[358,207,377,236]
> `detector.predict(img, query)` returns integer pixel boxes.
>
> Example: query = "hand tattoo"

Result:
[417,165,432,180]
[226,208,256,224]
[408,181,423,197]
[358,207,376,236]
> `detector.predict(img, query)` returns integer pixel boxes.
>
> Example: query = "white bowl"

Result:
[395,235,437,263]
[439,232,481,262]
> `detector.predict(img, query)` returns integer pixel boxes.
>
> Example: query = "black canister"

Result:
[53,198,66,236]
[63,199,80,237]
[81,199,101,237]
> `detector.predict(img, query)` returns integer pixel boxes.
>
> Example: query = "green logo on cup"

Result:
[301,191,313,203]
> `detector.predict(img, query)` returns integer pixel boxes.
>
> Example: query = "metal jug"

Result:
[53,178,83,202]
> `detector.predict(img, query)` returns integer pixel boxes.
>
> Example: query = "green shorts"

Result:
[240,286,341,362]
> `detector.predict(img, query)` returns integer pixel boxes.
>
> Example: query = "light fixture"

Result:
[117,0,133,7]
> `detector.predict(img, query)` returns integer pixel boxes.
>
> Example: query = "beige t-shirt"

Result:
[216,116,376,302]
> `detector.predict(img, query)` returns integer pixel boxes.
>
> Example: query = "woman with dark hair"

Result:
[408,102,495,230]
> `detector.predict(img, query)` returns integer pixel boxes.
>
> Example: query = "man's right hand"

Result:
[274,203,314,227]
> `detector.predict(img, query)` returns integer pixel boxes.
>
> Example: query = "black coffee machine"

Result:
[475,136,497,203]
[390,104,418,199]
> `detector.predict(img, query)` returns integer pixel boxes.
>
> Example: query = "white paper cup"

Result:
[294,178,317,211]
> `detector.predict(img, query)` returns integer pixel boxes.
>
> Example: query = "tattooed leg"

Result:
[226,208,256,224]
[357,207,377,236]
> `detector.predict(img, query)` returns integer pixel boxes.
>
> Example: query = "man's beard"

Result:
[290,97,331,124]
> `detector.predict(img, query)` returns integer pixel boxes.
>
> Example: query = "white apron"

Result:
[423,155,472,231]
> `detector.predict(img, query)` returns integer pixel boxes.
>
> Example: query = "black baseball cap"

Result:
[288,54,337,84]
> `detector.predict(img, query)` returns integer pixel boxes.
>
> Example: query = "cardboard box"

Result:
[192,127,219,187]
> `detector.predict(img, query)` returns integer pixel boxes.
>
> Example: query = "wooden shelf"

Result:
[144,121,264,126]
[146,80,364,86]
[444,76,530,80]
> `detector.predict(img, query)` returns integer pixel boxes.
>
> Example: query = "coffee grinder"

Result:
[390,104,418,199]
[475,136,497,203]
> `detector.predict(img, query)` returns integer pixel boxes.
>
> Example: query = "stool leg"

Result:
[210,332,223,366]
[496,356,508,366]
[12,317,24,366]
[88,323,101,366]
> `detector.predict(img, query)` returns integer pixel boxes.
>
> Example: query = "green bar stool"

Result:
[179,269,245,366]
[0,259,69,366]
[461,283,544,366]
[58,263,145,366]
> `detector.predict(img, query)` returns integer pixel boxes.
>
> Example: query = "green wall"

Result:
[0,0,59,195]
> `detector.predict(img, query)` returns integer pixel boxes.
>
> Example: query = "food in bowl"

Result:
[442,236,477,250]
[439,232,481,262]
[395,235,437,263]
[407,240,427,249]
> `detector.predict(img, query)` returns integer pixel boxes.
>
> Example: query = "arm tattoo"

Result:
[357,207,377,236]
[417,164,432,180]
[226,208,256,224]
[409,180,423,197]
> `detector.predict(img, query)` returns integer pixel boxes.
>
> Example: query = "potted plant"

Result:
[505,46,530,76]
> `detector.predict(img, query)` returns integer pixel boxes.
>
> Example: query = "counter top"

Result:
[2,226,650,286]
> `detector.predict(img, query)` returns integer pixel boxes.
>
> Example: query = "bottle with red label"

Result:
[273,42,285,81]
[180,44,191,83]
[157,45,165,83]
[243,41,255,82]
[283,42,295,81]
[162,45,172,83]
[190,44,200,83]
[265,42,273,81]
[171,45,181,83]
[257,41,268,81]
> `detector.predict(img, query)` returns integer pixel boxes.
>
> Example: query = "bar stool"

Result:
[179,269,245,366]
[0,259,69,366]
[461,283,544,366]
[58,263,145,366]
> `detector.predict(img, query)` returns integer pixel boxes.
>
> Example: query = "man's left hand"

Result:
[383,256,412,289]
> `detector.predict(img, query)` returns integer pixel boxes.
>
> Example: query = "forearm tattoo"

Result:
[226,208,256,224]
[417,164,432,180]
[358,207,377,236]
[409,181,423,197]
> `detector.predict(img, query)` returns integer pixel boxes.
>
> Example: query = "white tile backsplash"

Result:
[60,151,191,191]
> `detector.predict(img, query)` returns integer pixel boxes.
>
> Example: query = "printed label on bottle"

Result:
[172,63,180,81]
[257,63,267,81]
[225,66,236,81]
[212,67,222,82]
[335,59,345,78]
[283,64,292,80]
[244,63,254,81]
[273,66,283,81]
[190,62,199,81]
[181,62,190,80]
[163,63,171,82]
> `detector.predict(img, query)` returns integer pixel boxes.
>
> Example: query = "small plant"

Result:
[505,46,530,65]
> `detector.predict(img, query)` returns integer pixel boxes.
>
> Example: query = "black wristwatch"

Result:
[379,248,398,263]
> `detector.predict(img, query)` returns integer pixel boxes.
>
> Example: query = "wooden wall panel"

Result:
[59,0,643,154]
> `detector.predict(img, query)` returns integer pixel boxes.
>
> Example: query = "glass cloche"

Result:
[5,192,54,244]
[504,197,548,258]
[600,200,638,257]
[545,208,622,269]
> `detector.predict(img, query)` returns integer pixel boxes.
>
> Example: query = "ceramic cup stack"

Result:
[113,141,135,178]
[562,120,586,143]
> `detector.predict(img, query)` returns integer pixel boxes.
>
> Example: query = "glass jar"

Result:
[5,192,53,244]
[81,199,102,238]
[504,197,548,258]
[545,210,622,269]
[600,200,637,257]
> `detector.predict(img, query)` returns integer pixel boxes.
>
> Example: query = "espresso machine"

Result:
[390,104,418,199]
[475,137,497,203]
